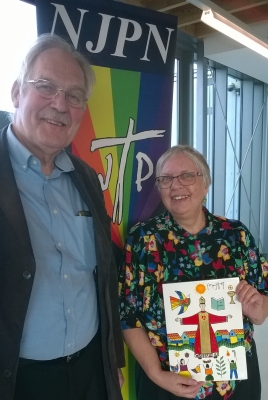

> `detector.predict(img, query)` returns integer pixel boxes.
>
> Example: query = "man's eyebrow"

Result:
[33,77,51,81]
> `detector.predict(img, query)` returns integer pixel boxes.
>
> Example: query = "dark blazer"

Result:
[0,125,124,400]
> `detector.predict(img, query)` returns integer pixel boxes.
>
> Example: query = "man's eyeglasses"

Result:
[27,79,87,108]
[155,172,203,189]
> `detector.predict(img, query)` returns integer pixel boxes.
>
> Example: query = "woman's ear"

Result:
[11,80,21,108]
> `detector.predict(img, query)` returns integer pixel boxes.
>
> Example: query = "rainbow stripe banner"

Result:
[72,65,175,244]
[36,1,177,398]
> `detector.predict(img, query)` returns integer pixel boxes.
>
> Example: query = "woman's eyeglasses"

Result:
[155,172,203,189]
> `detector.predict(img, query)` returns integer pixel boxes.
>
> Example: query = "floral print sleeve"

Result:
[118,228,144,329]
[118,208,268,399]
[237,224,268,293]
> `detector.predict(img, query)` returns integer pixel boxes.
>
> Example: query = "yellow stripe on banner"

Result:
[88,66,116,139]
[88,66,119,219]
[121,344,129,400]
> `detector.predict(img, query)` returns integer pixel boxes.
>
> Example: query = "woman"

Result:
[118,145,268,400]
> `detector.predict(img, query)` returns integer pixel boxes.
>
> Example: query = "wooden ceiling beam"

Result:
[172,1,268,28]
[139,0,187,10]
[118,0,145,7]
[176,9,203,27]
[117,0,268,40]
[177,24,197,36]
[158,1,189,12]
[193,21,217,37]
[215,0,268,14]
[121,0,268,13]
[178,21,215,37]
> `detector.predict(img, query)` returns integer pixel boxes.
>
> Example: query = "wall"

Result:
[204,23,268,399]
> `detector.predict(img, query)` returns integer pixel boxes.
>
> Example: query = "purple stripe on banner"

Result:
[126,73,172,228]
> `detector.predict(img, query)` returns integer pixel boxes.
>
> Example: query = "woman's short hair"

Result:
[156,145,212,188]
[17,33,95,98]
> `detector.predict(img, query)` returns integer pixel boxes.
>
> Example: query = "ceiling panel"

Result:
[120,0,268,39]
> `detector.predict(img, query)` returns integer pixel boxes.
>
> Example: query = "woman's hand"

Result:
[154,369,204,399]
[236,280,268,324]
[123,328,204,399]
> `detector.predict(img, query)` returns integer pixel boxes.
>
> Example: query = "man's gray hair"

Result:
[17,34,95,99]
[156,145,212,187]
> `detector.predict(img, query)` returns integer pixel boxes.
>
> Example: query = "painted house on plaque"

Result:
[167,333,183,346]
[185,331,196,346]
[215,330,230,343]
[181,332,190,345]
[229,329,244,344]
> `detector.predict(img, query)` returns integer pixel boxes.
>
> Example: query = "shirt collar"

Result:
[7,124,32,170]
[7,123,74,173]
[165,207,215,238]
[54,150,74,173]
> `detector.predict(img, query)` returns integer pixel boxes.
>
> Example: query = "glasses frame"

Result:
[155,172,203,189]
[27,79,87,109]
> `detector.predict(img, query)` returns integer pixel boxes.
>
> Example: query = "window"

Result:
[172,41,268,254]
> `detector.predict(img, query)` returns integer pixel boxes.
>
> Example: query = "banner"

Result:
[36,1,177,398]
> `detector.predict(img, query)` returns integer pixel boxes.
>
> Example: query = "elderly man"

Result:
[0,34,124,400]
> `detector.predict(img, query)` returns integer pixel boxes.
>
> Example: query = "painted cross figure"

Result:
[91,118,165,224]
[176,296,232,359]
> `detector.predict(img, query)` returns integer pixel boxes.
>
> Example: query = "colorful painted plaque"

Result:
[163,277,247,382]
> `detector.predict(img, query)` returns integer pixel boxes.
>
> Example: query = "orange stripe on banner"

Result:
[73,106,105,176]
[111,226,123,249]
[72,142,80,158]
[73,107,122,247]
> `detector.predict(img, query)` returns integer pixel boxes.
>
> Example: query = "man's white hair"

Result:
[17,33,95,99]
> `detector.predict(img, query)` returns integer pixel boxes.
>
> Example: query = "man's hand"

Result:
[236,280,268,324]
[118,368,124,389]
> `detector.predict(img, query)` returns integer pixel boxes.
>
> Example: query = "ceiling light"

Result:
[201,9,268,59]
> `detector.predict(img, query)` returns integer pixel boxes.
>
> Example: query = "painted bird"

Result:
[191,365,201,374]
[170,294,191,311]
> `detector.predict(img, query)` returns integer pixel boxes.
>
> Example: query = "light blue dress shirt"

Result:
[7,125,99,360]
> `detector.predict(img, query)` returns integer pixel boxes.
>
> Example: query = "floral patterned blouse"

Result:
[118,207,268,399]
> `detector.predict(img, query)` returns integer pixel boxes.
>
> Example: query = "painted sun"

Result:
[195,283,206,294]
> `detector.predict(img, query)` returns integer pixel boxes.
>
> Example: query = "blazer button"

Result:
[3,369,11,378]
[23,271,31,280]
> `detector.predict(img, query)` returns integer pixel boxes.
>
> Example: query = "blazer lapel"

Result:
[0,127,33,253]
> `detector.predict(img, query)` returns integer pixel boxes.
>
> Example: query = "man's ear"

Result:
[11,80,21,108]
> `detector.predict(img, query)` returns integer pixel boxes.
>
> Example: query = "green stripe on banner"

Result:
[121,346,137,400]
[121,345,129,400]
[110,69,140,237]
[111,69,140,399]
